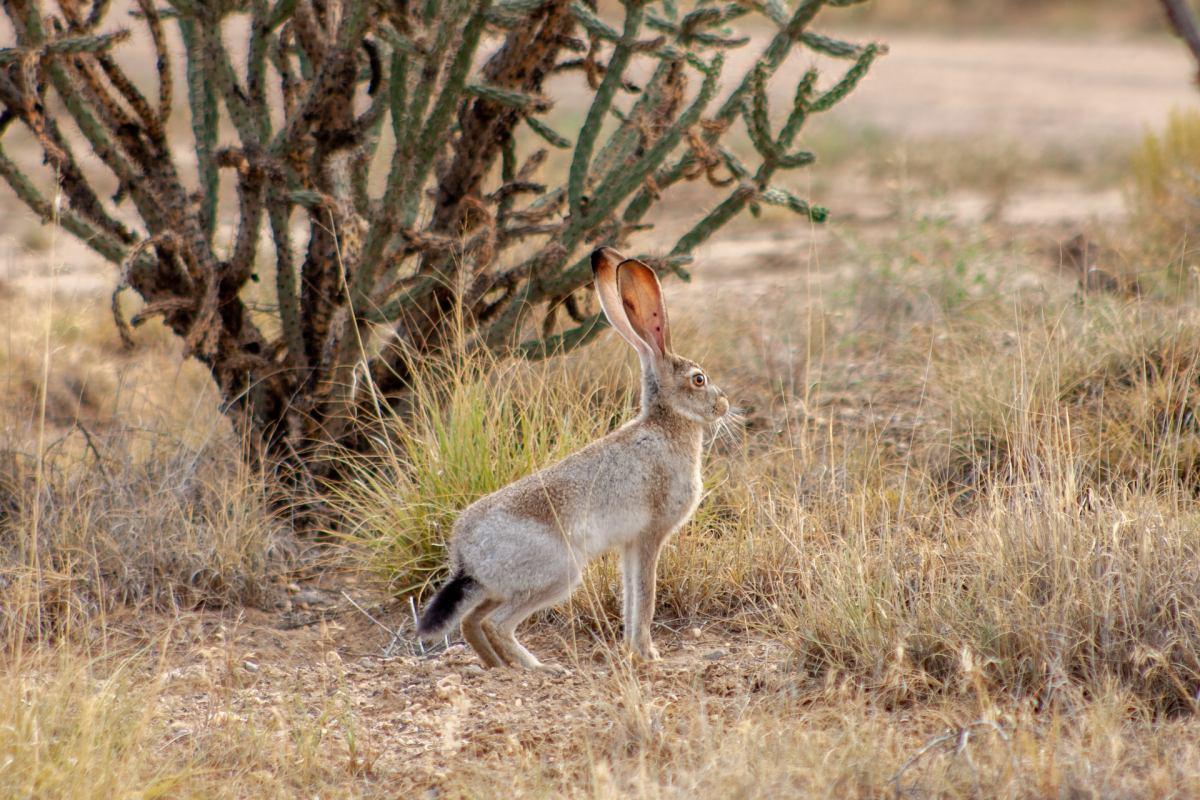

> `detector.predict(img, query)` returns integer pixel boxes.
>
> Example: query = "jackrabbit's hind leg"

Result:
[461,597,504,668]
[480,620,518,667]
[488,591,570,675]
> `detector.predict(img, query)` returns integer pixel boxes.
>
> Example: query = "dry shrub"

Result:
[0,432,293,641]
[934,302,1200,496]
[1130,108,1200,288]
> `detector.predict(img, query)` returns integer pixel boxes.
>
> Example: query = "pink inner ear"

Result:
[617,259,671,356]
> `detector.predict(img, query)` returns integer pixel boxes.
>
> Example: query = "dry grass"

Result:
[331,345,631,596]
[447,680,1200,798]
[1,436,294,642]
[0,650,185,799]
[1130,108,1200,290]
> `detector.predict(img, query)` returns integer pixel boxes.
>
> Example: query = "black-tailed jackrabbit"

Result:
[417,247,728,672]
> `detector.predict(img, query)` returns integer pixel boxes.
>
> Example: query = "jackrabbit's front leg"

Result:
[620,544,641,651]
[621,538,663,661]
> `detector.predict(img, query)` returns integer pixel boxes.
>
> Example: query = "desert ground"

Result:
[5,6,1200,799]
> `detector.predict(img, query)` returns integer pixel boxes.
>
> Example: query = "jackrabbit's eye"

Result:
[691,372,706,388]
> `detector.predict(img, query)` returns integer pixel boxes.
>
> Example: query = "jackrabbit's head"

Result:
[591,247,728,424]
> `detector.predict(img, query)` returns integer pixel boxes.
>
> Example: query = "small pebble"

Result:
[689,627,703,640]
[703,649,727,661]
[293,588,329,606]
[435,673,463,698]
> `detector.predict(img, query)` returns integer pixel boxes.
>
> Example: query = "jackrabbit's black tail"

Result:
[416,571,478,640]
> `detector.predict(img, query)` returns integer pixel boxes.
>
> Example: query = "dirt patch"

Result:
[801,33,1196,146]
[146,600,790,794]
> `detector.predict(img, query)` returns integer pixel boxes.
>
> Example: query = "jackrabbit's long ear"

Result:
[592,247,655,362]
[617,258,672,357]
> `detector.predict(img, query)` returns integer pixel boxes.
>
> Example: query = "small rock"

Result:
[435,673,463,698]
[293,588,330,607]
[689,627,703,640]
[160,667,186,683]
[462,664,485,676]
[702,649,727,661]
[242,660,259,673]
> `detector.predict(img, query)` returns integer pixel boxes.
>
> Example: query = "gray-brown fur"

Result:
[418,247,729,673]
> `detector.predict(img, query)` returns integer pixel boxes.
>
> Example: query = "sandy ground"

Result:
[819,33,1195,144]
[146,599,792,795]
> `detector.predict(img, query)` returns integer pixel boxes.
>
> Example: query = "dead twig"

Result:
[339,590,404,656]
[74,421,112,482]
[889,719,1011,798]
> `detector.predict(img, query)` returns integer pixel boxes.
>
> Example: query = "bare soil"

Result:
[813,33,1195,145]
[146,600,791,795]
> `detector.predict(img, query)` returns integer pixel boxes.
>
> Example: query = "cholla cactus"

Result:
[0,0,880,485]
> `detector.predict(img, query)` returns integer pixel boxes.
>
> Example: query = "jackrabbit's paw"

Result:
[632,643,662,662]
[533,661,570,677]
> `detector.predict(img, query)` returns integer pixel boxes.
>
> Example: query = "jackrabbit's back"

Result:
[454,419,698,564]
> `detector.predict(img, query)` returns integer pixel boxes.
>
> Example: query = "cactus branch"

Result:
[0,0,882,516]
